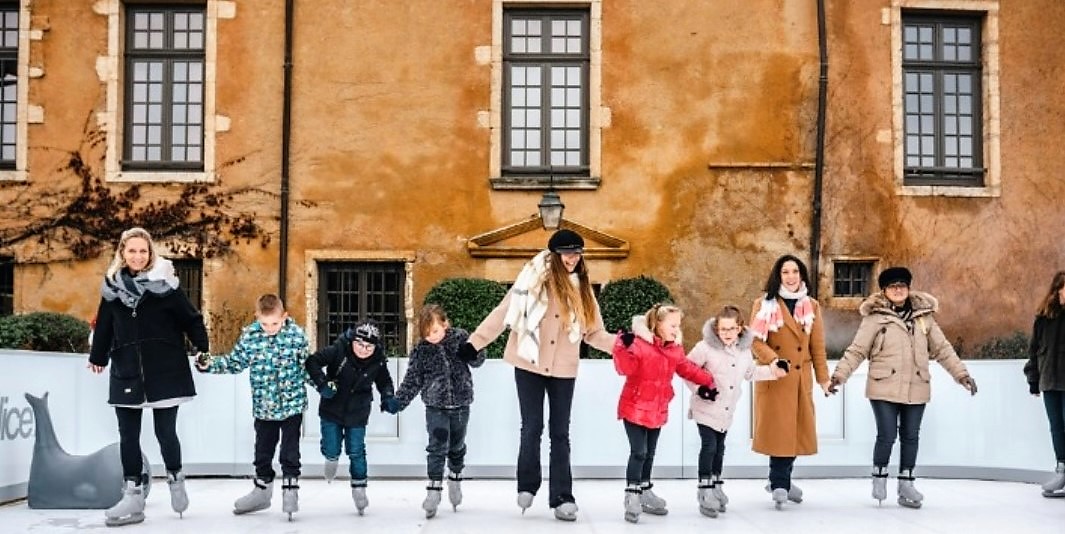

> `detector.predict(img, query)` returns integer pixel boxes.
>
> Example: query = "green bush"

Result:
[424,278,508,359]
[967,331,1029,360]
[0,312,91,353]
[591,276,674,359]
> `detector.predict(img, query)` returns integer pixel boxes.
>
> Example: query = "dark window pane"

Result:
[0,255,13,316]
[833,261,873,298]
[172,259,202,311]
[317,262,407,356]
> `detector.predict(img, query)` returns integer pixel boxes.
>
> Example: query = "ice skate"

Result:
[323,458,338,483]
[696,479,719,518]
[1041,462,1065,498]
[771,487,788,510]
[623,485,642,523]
[516,491,534,514]
[167,471,188,517]
[446,472,463,511]
[553,501,578,521]
[711,477,728,512]
[233,478,273,515]
[281,477,299,521]
[351,479,369,515]
[639,482,668,515]
[897,470,924,509]
[423,480,443,519]
[787,483,804,503]
[872,466,889,505]
[105,479,146,527]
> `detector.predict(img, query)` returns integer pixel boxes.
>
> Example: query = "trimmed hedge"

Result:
[424,278,508,359]
[591,275,674,359]
[967,331,1029,360]
[0,312,91,353]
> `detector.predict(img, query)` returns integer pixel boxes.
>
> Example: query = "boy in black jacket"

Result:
[386,305,485,518]
[304,320,397,515]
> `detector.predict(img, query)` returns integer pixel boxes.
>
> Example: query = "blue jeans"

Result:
[320,418,367,480]
[425,406,470,481]
[514,367,576,508]
[870,399,926,471]
[1044,390,1065,461]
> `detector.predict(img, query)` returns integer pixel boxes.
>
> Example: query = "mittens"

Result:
[319,381,338,399]
[619,332,635,348]
[458,342,480,362]
[380,395,401,414]
[697,385,719,401]
[775,359,790,373]
[827,376,841,395]
[1029,382,1040,395]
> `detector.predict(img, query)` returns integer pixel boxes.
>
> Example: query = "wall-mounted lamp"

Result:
[538,188,565,230]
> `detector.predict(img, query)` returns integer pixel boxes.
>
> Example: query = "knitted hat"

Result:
[877,267,912,289]
[349,320,381,345]
[548,229,584,254]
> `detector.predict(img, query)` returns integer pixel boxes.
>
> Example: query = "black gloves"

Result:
[827,376,841,395]
[619,332,635,348]
[960,376,978,396]
[1030,382,1040,395]
[697,386,719,401]
[775,359,790,372]
[458,342,479,362]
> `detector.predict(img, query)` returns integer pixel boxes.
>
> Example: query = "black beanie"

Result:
[878,267,912,289]
[548,229,584,254]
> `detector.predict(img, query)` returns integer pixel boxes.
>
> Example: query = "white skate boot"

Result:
[351,479,369,515]
[446,472,463,511]
[167,471,188,518]
[639,482,668,515]
[623,485,642,523]
[696,478,719,518]
[281,477,299,521]
[105,478,146,527]
[872,466,889,505]
[423,480,443,519]
[1042,461,1065,498]
[233,478,273,515]
[897,470,924,509]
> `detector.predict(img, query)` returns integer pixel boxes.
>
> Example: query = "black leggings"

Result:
[623,420,661,485]
[115,406,181,479]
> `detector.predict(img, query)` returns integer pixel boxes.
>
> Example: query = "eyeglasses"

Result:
[718,326,742,333]
[352,340,375,350]
[885,282,909,290]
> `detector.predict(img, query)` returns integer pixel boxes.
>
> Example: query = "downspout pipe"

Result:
[279,0,294,302]
[809,0,828,298]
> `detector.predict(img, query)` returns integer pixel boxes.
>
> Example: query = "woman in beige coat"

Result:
[749,254,830,509]
[830,267,977,509]
[463,229,616,522]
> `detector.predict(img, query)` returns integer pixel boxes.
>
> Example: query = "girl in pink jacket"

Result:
[612,304,717,523]
[685,305,787,517]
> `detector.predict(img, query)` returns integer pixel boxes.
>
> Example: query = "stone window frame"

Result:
[825,256,881,309]
[0,0,33,183]
[98,0,233,184]
[487,0,605,190]
[889,0,1000,198]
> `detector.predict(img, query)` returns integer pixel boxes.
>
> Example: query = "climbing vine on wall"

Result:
[0,148,272,262]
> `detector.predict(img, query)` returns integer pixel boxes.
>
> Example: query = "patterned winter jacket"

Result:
[395,327,485,410]
[613,316,716,429]
[203,317,311,421]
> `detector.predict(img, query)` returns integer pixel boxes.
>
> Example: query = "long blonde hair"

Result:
[645,303,683,336]
[105,227,158,279]
[545,252,597,328]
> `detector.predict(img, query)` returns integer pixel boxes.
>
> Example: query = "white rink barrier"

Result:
[0,350,1054,502]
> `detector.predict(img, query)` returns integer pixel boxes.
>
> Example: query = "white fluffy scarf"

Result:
[503,250,581,365]
[749,282,815,341]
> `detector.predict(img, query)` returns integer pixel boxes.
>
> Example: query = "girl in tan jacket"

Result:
[830,267,977,508]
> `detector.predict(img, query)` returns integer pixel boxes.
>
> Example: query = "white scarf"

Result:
[750,282,815,341]
[503,250,581,365]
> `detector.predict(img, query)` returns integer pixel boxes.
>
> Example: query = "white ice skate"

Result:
[351,479,369,515]
[281,477,299,521]
[105,479,146,527]
[167,471,188,518]
[446,472,463,511]
[233,478,273,515]
[423,480,443,519]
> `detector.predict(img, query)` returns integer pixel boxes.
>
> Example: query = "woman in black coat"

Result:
[88,227,208,526]
[1027,271,1065,498]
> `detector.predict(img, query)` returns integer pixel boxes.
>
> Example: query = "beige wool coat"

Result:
[832,291,969,404]
[469,290,615,378]
[750,296,829,457]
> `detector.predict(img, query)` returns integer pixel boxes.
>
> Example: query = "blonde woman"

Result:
[88,228,208,526]
[464,229,616,521]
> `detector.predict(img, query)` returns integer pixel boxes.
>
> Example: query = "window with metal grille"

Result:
[123,5,205,171]
[317,262,407,356]
[902,13,983,186]
[0,255,12,316]
[503,9,589,178]
[0,4,18,170]
[833,261,874,298]
[172,259,202,311]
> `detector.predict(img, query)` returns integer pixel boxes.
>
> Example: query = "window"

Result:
[172,259,202,311]
[902,13,982,186]
[0,4,17,170]
[833,261,874,298]
[317,262,407,356]
[123,5,205,171]
[502,9,589,179]
[0,255,12,316]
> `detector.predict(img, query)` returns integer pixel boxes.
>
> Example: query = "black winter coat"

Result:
[305,334,395,427]
[394,327,485,410]
[1026,314,1065,393]
[89,289,209,405]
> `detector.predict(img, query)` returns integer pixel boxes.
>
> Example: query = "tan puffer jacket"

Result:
[832,291,969,404]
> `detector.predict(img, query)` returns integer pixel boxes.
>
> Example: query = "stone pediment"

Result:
[466,215,629,259]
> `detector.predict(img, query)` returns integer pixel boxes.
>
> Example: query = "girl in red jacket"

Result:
[612,304,718,523]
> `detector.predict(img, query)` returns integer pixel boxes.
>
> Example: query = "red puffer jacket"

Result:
[613,317,715,429]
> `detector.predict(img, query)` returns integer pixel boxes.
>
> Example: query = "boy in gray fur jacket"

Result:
[386,304,485,518]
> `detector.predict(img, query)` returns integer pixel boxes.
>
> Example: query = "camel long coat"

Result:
[750,296,829,457]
